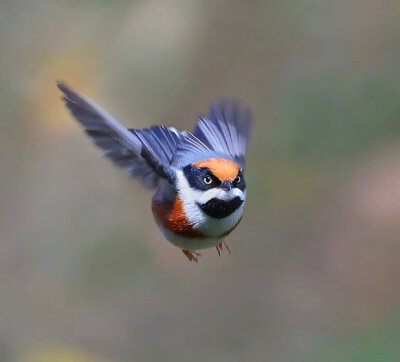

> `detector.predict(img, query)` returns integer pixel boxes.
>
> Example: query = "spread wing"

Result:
[57,82,182,188]
[193,100,252,168]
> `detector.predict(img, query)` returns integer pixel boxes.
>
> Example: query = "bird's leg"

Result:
[216,240,231,256]
[182,249,201,262]
[215,243,222,257]
[222,240,231,255]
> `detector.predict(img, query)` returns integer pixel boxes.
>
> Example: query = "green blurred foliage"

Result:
[279,73,400,160]
[314,315,400,362]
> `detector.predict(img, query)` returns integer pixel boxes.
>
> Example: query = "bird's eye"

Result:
[203,176,212,185]
[234,175,241,183]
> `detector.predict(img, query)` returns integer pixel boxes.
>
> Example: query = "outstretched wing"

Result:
[171,131,212,167]
[57,82,180,188]
[193,100,252,168]
[129,126,184,167]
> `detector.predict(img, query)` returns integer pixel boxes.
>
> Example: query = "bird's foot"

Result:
[215,240,231,257]
[182,249,202,262]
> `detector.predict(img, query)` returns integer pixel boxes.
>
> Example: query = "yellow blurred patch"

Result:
[266,158,330,209]
[18,344,112,362]
[28,51,100,141]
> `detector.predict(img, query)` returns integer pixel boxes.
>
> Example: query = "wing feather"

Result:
[193,100,252,167]
[57,82,180,188]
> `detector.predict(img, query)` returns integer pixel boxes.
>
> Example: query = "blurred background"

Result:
[1,1,400,361]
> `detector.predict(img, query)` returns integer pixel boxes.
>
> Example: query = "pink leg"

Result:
[215,240,231,256]
[182,249,202,262]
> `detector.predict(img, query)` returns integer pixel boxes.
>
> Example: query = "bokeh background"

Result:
[1,1,400,361]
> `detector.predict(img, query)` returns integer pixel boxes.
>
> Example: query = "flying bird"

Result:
[57,82,252,262]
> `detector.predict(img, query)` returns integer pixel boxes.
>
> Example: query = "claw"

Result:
[215,243,221,257]
[222,240,231,255]
[182,249,202,262]
[215,241,231,256]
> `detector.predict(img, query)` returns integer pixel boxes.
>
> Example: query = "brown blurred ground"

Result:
[1,1,400,361]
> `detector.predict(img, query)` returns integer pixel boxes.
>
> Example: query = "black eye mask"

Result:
[232,171,246,191]
[183,165,246,191]
[183,165,220,190]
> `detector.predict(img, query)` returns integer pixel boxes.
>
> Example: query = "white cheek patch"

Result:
[175,171,206,228]
[196,187,244,204]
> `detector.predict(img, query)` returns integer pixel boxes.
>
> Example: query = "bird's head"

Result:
[176,157,246,219]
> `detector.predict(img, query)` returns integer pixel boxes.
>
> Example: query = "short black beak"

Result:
[221,181,233,191]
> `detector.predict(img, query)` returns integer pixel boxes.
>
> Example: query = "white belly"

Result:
[157,203,244,250]
[160,228,220,250]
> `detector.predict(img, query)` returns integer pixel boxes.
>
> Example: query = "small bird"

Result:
[57,82,252,262]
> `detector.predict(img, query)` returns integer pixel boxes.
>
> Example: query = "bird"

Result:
[57,81,252,262]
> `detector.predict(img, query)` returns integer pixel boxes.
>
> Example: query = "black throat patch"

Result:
[198,197,243,219]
